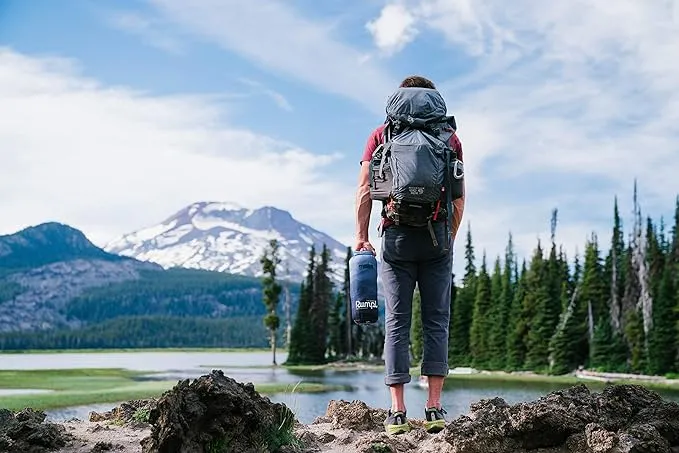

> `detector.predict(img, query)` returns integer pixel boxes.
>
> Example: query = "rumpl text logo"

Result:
[355,300,378,309]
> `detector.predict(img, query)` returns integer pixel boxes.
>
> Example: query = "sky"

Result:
[1,0,678,278]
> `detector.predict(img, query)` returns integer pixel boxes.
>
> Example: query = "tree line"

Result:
[450,183,679,376]
[267,182,679,377]
[0,316,271,349]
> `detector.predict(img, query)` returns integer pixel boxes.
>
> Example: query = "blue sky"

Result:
[1,0,678,277]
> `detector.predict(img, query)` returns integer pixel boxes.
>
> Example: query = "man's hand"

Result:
[354,240,375,254]
[451,191,465,241]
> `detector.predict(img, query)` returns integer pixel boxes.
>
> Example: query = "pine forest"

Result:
[274,183,679,378]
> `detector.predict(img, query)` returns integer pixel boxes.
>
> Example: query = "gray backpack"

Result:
[369,87,464,249]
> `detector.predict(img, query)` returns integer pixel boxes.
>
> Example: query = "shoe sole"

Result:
[386,423,411,435]
[424,420,445,433]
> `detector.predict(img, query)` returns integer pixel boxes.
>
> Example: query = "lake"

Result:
[2,350,679,424]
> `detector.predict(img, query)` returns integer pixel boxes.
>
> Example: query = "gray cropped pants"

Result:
[380,220,453,386]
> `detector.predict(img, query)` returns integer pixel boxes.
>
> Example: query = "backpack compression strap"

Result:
[444,147,454,251]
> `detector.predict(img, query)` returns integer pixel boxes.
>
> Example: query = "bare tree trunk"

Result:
[271,330,277,366]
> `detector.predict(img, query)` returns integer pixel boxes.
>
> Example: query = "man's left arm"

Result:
[450,135,465,240]
[452,188,465,240]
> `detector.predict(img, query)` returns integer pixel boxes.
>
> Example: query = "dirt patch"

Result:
[57,420,148,453]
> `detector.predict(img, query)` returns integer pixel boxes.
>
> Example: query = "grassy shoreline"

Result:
[441,371,679,393]
[0,368,345,412]
[284,362,679,393]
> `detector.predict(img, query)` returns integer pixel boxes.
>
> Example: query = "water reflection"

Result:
[0,389,53,396]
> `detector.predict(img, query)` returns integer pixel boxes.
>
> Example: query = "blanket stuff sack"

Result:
[349,250,379,325]
[369,87,464,249]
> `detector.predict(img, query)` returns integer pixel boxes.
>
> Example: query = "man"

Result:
[354,75,465,435]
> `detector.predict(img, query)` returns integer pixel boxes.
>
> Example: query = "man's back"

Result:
[353,75,466,436]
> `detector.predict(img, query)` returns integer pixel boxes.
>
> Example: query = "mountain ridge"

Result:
[104,201,349,284]
[0,221,131,271]
[0,222,296,347]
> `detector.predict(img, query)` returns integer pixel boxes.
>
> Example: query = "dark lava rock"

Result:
[140,369,300,453]
[441,383,679,453]
[0,408,73,452]
[90,441,124,452]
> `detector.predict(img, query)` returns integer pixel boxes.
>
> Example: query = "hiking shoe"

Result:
[424,406,447,433]
[384,410,411,435]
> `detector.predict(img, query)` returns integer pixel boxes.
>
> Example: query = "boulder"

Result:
[0,408,72,453]
[140,370,300,453]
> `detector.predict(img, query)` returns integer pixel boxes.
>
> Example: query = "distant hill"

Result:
[0,222,127,272]
[0,222,301,350]
[104,201,349,284]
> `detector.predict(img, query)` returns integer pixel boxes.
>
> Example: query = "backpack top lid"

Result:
[385,87,453,129]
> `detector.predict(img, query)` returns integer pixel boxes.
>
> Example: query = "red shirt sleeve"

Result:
[450,133,463,161]
[360,124,385,164]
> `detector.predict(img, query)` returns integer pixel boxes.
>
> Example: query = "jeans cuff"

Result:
[421,361,449,377]
[385,372,411,386]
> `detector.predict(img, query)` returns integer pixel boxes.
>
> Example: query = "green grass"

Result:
[437,370,679,393]
[0,368,345,412]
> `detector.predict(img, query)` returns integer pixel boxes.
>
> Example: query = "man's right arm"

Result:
[354,128,380,252]
[355,162,372,245]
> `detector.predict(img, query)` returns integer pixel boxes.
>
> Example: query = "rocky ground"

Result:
[2,370,679,452]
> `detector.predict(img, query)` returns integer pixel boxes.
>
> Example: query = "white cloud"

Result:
[366,3,419,55]
[0,48,355,248]
[107,10,185,54]
[365,0,679,270]
[146,0,397,112]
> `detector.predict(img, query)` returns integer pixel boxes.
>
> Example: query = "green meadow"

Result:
[0,368,343,412]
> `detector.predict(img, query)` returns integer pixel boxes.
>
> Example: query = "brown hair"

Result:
[399,75,436,89]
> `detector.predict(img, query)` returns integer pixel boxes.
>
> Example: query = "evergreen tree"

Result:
[546,209,565,330]
[590,316,628,372]
[328,247,352,360]
[622,239,645,372]
[448,273,458,365]
[647,263,677,375]
[646,217,665,306]
[411,287,423,364]
[505,259,528,370]
[308,244,333,364]
[469,253,492,368]
[606,197,627,338]
[670,198,679,371]
[285,246,316,365]
[449,225,476,366]
[286,281,310,365]
[486,255,506,369]
[341,247,353,357]
[260,239,282,365]
[548,280,583,374]
[579,234,607,365]
[671,197,679,266]
[524,241,552,371]
[496,235,516,367]
[327,291,343,360]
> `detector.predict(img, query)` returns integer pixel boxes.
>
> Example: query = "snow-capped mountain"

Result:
[104,202,349,284]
